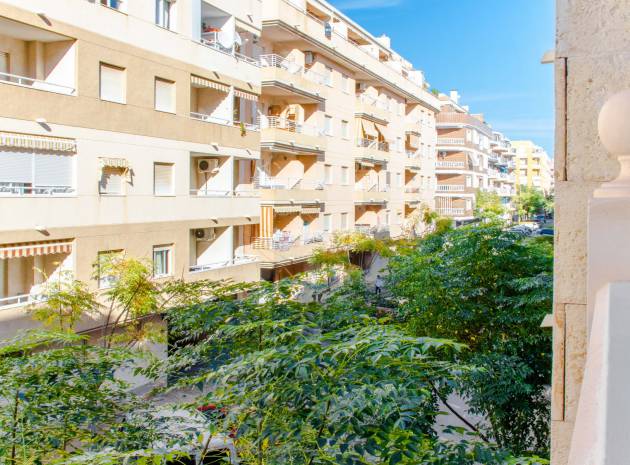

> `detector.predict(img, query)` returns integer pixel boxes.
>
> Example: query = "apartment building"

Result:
[512,140,554,195]
[0,0,263,337]
[488,131,517,213]
[254,0,439,280]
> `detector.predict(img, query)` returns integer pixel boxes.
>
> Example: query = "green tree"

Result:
[514,187,546,220]
[475,191,506,220]
[387,224,553,457]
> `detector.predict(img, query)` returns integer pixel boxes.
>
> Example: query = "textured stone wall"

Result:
[552,1,630,463]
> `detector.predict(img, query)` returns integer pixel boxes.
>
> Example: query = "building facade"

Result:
[512,139,554,195]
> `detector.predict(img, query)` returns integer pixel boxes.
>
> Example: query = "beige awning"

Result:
[99,157,129,169]
[191,75,230,93]
[0,240,73,259]
[301,207,321,215]
[358,161,375,168]
[0,131,76,152]
[360,120,378,138]
[234,89,259,101]
[274,205,302,214]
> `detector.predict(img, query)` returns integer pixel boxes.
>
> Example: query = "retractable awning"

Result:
[99,157,129,169]
[358,161,375,168]
[234,89,258,102]
[301,207,322,215]
[0,240,73,259]
[274,205,302,214]
[0,131,76,152]
[191,75,230,93]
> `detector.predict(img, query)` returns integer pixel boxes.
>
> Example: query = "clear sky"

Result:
[327,0,556,155]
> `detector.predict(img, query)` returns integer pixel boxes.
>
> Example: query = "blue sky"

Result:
[328,0,556,155]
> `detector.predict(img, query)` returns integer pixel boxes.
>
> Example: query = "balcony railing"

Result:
[405,187,421,193]
[260,116,324,137]
[189,255,258,274]
[0,293,33,309]
[436,161,466,168]
[406,150,421,160]
[437,185,466,192]
[199,31,260,67]
[436,207,465,215]
[438,137,466,146]
[0,71,75,96]
[191,187,260,198]
[259,54,327,86]
[0,183,75,196]
[190,112,259,131]
[356,93,389,111]
[255,176,325,190]
[357,138,389,153]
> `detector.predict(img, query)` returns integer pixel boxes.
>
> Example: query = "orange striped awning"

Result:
[0,240,73,259]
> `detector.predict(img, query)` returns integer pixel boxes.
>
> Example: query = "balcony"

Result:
[260,116,326,155]
[437,137,466,146]
[355,93,390,122]
[353,180,389,204]
[260,54,326,103]
[258,176,326,204]
[436,160,466,170]
[436,185,466,192]
[435,112,493,137]
[436,207,466,216]
[354,138,390,165]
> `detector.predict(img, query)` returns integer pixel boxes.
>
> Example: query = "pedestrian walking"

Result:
[375,274,384,297]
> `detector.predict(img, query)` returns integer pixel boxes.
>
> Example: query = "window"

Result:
[385,211,390,225]
[155,77,175,113]
[466,199,472,210]
[396,172,402,188]
[341,212,349,230]
[397,136,403,153]
[99,166,125,195]
[323,214,332,233]
[465,129,472,141]
[0,149,74,195]
[324,115,333,136]
[100,0,124,10]
[100,63,126,104]
[341,120,349,139]
[0,52,8,74]
[97,250,123,289]
[324,164,333,184]
[465,175,472,187]
[341,166,349,185]
[155,0,173,29]
[154,162,174,196]
[325,66,333,87]
[153,244,173,277]
[341,73,349,93]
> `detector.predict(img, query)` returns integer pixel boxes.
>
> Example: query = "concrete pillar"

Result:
[0,259,6,298]
[33,255,44,285]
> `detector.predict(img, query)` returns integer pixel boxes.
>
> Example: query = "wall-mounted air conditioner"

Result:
[194,228,216,241]
[198,159,219,174]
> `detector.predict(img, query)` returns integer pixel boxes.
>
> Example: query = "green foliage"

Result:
[475,191,506,220]
[387,224,553,457]
[514,187,549,220]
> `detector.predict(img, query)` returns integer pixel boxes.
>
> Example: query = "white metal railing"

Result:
[255,176,324,190]
[357,93,389,110]
[254,233,301,251]
[258,54,328,86]
[0,183,75,196]
[199,31,260,67]
[354,179,389,192]
[437,208,465,215]
[0,71,75,96]
[436,161,465,168]
[0,293,32,309]
[191,112,259,131]
[438,137,466,146]
[406,151,421,160]
[259,116,324,137]
[405,187,421,193]
[189,255,258,274]
[437,185,466,192]
[357,138,389,153]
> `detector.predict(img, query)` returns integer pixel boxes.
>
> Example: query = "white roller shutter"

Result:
[100,63,126,103]
[0,151,32,183]
[34,153,73,187]
[99,167,123,194]
[155,78,175,113]
[154,163,174,195]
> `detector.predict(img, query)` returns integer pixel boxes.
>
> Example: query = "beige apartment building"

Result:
[434,91,517,222]
[512,139,554,195]
[0,0,439,331]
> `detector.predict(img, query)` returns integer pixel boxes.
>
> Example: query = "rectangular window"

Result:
[99,63,126,104]
[0,150,75,195]
[0,52,8,74]
[324,164,333,184]
[155,0,173,29]
[99,166,125,195]
[155,77,175,113]
[341,73,349,93]
[101,0,123,10]
[341,120,349,139]
[397,137,403,153]
[396,172,402,188]
[340,212,348,230]
[153,244,173,277]
[324,115,333,136]
[325,66,333,87]
[154,162,174,196]
[341,166,349,185]
[97,250,123,289]
[323,214,332,233]
[466,199,472,210]
[466,175,472,187]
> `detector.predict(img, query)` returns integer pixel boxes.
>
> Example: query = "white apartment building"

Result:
[0,0,440,331]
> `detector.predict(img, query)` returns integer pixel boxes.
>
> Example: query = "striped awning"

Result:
[274,205,302,214]
[234,89,258,101]
[0,131,76,152]
[99,157,129,169]
[358,161,375,168]
[0,240,73,259]
[191,75,230,93]
[301,207,321,215]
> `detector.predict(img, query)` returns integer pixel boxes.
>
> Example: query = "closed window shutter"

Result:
[100,167,123,194]
[154,163,173,195]
[0,151,32,183]
[34,153,73,187]
[100,64,125,103]
[155,78,175,112]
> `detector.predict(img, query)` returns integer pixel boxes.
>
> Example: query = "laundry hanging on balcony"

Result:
[0,240,73,259]
[0,131,76,152]
[190,75,230,93]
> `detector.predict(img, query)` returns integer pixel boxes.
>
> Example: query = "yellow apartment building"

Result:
[512,139,554,195]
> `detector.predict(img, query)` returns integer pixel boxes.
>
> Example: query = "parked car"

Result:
[534,214,547,223]
[539,228,554,236]
[509,226,532,237]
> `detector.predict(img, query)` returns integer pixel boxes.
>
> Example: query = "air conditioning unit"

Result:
[304,51,314,65]
[198,159,219,174]
[194,228,216,241]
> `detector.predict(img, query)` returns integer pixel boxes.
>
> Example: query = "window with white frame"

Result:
[341,73,349,93]
[155,77,176,113]
[324,115,333,136]
[97,250,123,289]
[100,63,126,104]
[341,120,349,139]
[465,129,472,141]
[0,149,75,195]
[153,244,173,277]
[397,137,403,153]
[396,172,402,188]
[323,214,332,232]
[465,175,472,187]
[324,164,333,184]
[154,162,174,196]
[466,199,472,210]
[99,166,126,195]
[341,166,349,185]
[325,66,333,87]
[340,212,348,230]
[155,0,174,29]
